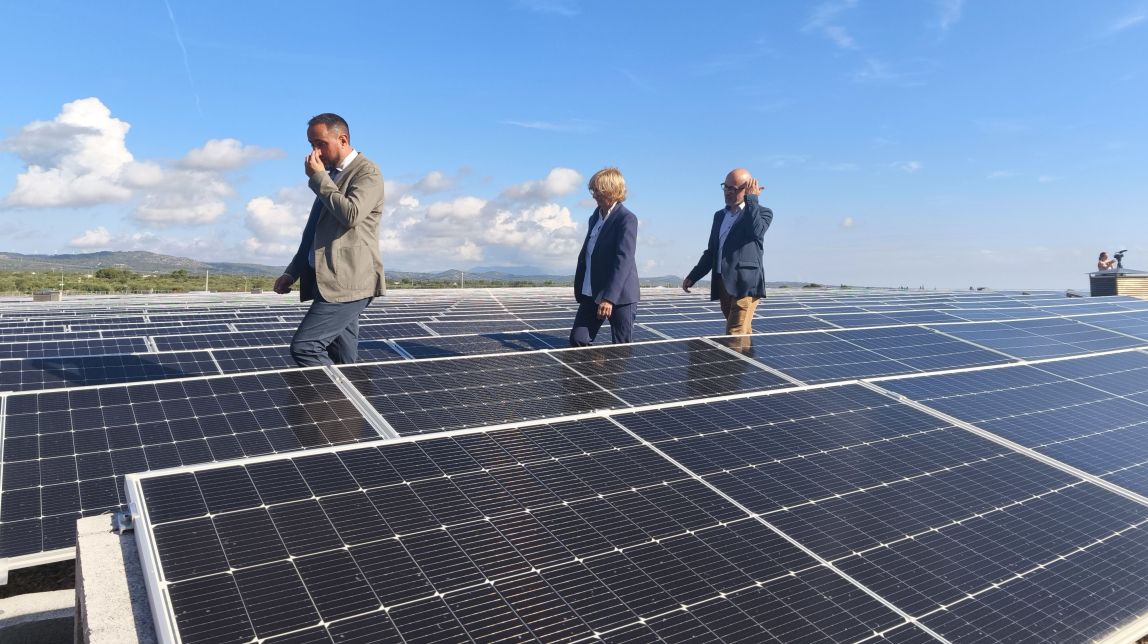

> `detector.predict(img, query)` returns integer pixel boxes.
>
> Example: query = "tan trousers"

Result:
[717,279,760,335]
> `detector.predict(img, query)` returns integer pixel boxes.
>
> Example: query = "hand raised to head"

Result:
[304,150,324,177]
[745,177,762,196]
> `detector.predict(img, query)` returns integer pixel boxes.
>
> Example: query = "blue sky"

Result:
[0,1,1144,289]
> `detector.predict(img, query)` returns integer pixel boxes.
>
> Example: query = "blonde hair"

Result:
[588,167,627,203]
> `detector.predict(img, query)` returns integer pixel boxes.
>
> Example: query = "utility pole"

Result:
[461,270,465,289]
[205,270,210,292]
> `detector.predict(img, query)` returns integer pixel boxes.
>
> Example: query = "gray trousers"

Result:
[290,290,373,366]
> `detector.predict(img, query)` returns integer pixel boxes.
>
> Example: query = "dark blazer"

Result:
[686,194,774,300]
[285,153,386,303]
[573,203,640,306]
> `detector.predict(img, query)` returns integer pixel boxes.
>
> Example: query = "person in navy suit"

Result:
[570,167,640,346]
[682,167,774,335]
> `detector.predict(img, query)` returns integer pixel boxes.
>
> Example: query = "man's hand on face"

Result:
[273,274,294,295]
[304,150,325,178]
[745,177,762,196]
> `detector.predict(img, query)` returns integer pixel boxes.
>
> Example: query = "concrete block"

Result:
[75,515,156,644]
[0,589,73,644]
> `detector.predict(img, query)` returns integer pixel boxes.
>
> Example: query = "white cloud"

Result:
[134,169,234,225]
[986,170,1016,180]
[1,97,135,207]
[1037,175,1059,183]
[413,170,454,193]
[501,119,597,133]
[1,97,282,234]
[804,0,859,50]
[240,186,312,259]
[500,167,582,201]
[841,216,855,228]
[180,138,283,170]
[69,226,114,249]
[427,196,487,221]
[935,0,964,32]
[455,240,483,261]
[893,160,922,173]
[1108,11,1146,33]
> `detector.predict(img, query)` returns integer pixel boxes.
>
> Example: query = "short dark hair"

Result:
[308,113,349,140]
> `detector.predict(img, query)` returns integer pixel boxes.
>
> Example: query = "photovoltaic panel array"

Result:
[880,350,1148,498]
[0,368,386,563]
[128,417,922,644]
[336,352,622,435]
[5,289,1148,642]
[129,381,1148,643]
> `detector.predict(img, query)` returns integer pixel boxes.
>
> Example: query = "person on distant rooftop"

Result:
[273,113,386,366]
[1098,251,1117,271]
[569,167,640,346]
[681,168,774,335]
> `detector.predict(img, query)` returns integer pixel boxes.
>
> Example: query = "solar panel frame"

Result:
[0,366,390,568]
[126,415,926,644]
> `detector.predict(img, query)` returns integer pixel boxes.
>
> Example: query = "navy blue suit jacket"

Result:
[574,204,640,306]
[686,194,774,300]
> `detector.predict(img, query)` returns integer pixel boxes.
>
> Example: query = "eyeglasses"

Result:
[720,183,745,192]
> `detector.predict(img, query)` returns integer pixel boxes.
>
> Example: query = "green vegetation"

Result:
[0,269,274,295]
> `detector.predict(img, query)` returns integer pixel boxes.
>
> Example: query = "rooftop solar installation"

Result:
[0,368,386,565]
[3,288,1148,642]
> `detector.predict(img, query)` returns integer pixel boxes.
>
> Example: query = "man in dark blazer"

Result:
[682,167,774,335]
[273,113,386,366]
[570,167,640,346]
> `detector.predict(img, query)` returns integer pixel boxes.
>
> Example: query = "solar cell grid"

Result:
[0,337,149,360]
[931,318,1146,360]
[0,368,383,561]
[619,384,1148,643]
[338,352,621,435]
[1072,310,1148,340]
[130,418,911,644]
[0,351,220,393]
[552,339,792,406]
[710,332,917,383]
[151,329,295,351]
[834,326,1014,372]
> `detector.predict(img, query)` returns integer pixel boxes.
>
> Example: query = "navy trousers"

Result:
[569,300,636,347]
[290,290,373,366]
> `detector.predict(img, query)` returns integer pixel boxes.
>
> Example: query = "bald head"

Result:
[723,168,754,207]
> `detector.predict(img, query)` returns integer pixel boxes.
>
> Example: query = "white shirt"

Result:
[333,148,358,176]
[581,202,618,298]
[716,202,744,274]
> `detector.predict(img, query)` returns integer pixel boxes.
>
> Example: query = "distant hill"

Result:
[0,251,283,276]
[0,251,809,289]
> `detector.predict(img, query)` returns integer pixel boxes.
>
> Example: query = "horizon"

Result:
[0,2,1144,291]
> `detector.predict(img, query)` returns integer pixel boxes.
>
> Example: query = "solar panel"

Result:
[0,351,220,393]
[152,329,296,351]
[616,384,1148,643]
[833,326,1013,371]
[880,355,1148,498]
[709,332,919,383]
[929,318,1146,359]
[646,317,836,339]
[211,341,404,374]
[0,368,384,564]
[392,331,554,358]
[0,337,149,360]
[127,417,915,644]
[551,339,792,406]
[1072,311,1148,341]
